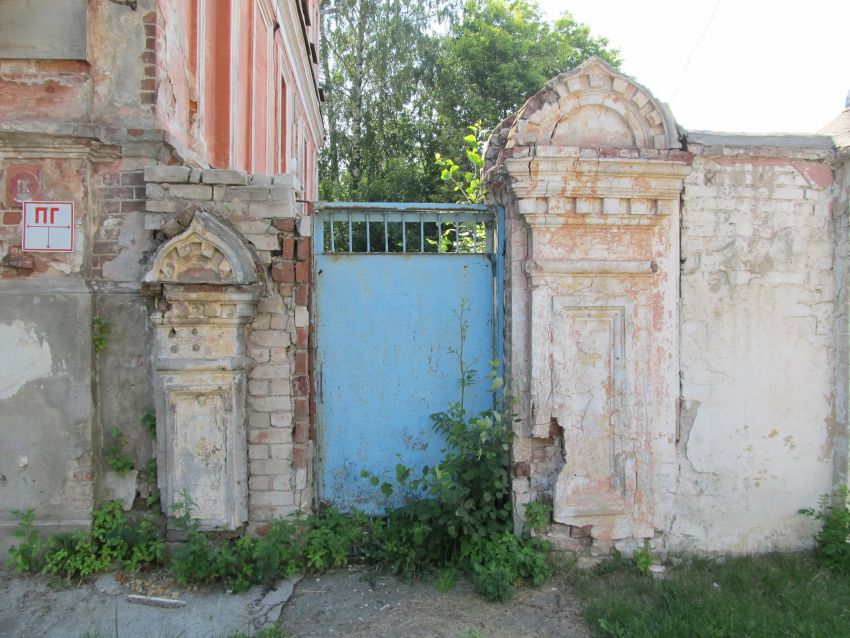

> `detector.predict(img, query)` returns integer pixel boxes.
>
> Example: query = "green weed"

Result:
[167,492,368,593]
[593,549,626,576]
[9,500,163,579]
[435,566,460,592]
[800,485,850,572]
[523,501,552,537]
[633,541,653,575]
[143,457,160,508]
[435,122,487,205]
[7,509,42,572]
[105,426,134,476]
[91,317,111,354]
[142,409,157,438]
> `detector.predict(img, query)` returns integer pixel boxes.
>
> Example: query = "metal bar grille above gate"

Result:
[315,203,493,255]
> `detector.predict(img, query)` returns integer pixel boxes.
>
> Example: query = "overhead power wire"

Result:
[671,0,722,102]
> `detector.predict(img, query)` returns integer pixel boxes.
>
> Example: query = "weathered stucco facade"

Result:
[2,5,850,561]
[1,0,322,548]
[489,58,850,556]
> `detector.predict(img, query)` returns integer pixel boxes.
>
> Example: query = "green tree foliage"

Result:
[319,0,454,202]
[434,121,487,204]
[319,0,620,202]
[435,0,620,135]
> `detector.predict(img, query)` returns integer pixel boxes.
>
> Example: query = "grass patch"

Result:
[573,553,850,637]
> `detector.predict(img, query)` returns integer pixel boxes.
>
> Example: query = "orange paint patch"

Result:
[0,75,89,122]
[792,162,833,189]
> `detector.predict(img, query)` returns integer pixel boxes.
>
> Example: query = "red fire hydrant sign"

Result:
[22,201,74,252]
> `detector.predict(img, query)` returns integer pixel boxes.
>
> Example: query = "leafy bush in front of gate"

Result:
[360,363,550,599]
[360,310,550,600]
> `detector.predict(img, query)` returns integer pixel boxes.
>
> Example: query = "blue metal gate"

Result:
[314,203,500,512]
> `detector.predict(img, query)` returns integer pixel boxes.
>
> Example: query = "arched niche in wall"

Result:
[487,57,691,543]
[143,210,261,531]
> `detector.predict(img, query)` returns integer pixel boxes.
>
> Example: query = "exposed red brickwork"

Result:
[140,11,160,107]
[144,170,314,523]
[295,238,310,261]
[270,259,294,282]
[294,283,308,306]
[92,169,146,278]
[272,219,295,232]
[513,462,530,478]
[1,246,34,271]
[3,211,21,225]
[270,217,312,488]
[294,397,308,420]
[292,446,306,469]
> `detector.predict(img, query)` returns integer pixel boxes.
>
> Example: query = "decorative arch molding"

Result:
[486,58,692,546]
[143,209,261,532]
[143,210,260,285]
[503,56,681,151]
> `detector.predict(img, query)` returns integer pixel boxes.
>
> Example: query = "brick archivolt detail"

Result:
[144,210,261,531]
[504,57,681,152]
[144,211,260,286]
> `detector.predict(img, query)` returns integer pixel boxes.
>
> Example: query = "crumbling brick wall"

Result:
[143,167,313,527]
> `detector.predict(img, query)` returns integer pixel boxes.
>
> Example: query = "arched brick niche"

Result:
[143,210,261,531]
[487,57,692,545]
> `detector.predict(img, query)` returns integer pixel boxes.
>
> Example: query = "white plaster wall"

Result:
[0,320,52,400]
[674,144,837,552]
[0,280,94,552]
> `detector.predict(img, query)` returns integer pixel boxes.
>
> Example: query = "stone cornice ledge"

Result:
[502,156,692,199]
[154,356,255,372]
[525,259,657,277]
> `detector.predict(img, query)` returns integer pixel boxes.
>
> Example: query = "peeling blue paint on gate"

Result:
[314,203,498,512]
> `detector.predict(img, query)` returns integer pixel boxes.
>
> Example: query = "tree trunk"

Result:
[320,3,339,184]
[349,0,367,193]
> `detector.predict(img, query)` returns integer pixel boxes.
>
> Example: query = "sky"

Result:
[537,0,849,134]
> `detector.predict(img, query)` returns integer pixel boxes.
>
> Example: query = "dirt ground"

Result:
[278,565,591,638]
[0,564,591,638]
[0,567,297,638]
